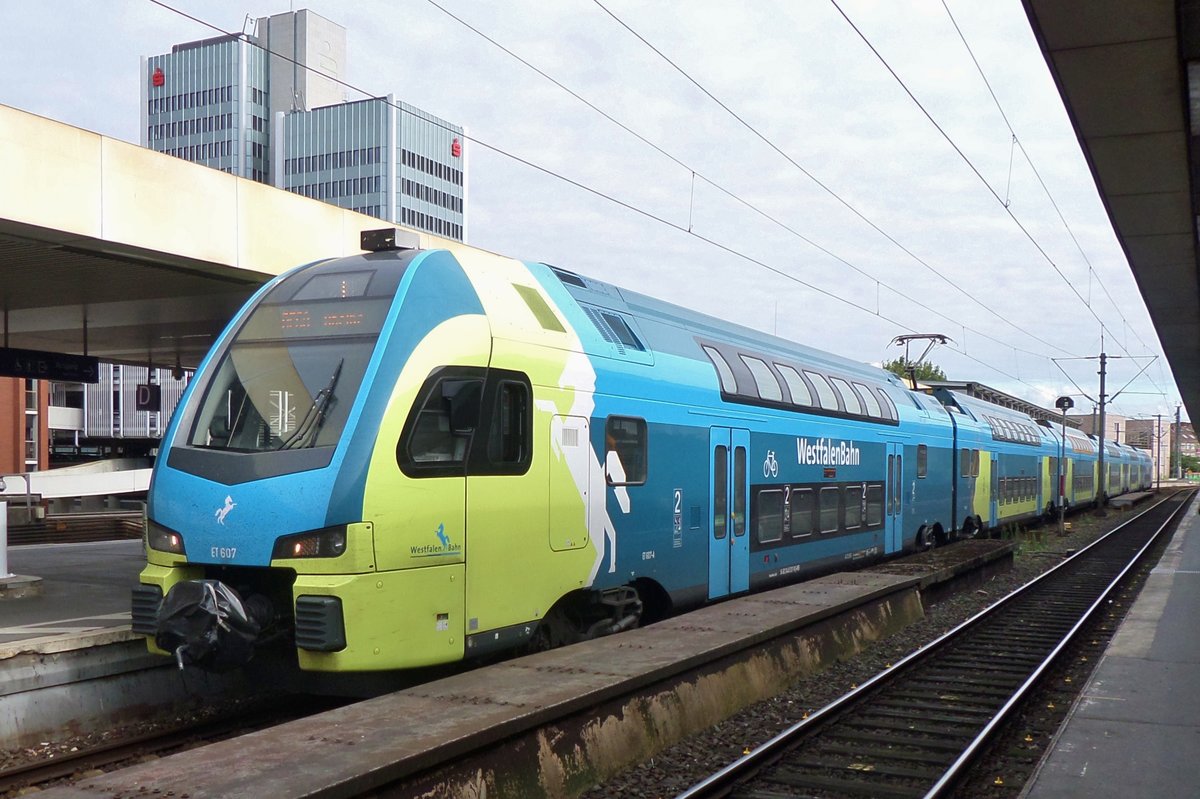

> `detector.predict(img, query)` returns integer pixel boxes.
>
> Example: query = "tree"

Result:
[882,357,946,383]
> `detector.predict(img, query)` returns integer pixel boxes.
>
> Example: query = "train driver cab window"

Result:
[606,416,647,485]
[917,444,928,478]
[399,371,484,475]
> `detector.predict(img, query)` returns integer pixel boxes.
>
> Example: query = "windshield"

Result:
[188,270,392,453]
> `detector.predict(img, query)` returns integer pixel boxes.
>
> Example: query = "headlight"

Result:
[146,520,186,555]
[272,526,348,559]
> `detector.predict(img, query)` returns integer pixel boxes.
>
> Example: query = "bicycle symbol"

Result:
[763,450,779,478]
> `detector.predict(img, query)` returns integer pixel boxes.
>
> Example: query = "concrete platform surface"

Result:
[0,540,143,650]
[35,570,926,799]
[1024,494,1200,798]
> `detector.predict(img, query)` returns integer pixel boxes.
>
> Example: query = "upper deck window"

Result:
[702,346,738,394]
[776,365,813,407]
[830,377,863,415]
[740,355,783,402]
[804,370,840,412]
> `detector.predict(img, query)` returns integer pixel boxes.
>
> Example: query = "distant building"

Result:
[141,33,272,182]
[1068,412,1127,444]
[48,365,191,465]
[1176,421,1197,458]
[0,378,49,474]
[140,8,467,241]
[1125,418,1169,480]
[276,96,466,240]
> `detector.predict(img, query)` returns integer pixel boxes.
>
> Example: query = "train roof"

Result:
[546,265,904,387]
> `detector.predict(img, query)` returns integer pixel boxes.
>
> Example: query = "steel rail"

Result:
[924,490,1191,797]
[674,490,1193,799]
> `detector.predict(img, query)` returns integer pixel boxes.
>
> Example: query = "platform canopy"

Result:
[1023,0,1200,421]
[0,104,456,371]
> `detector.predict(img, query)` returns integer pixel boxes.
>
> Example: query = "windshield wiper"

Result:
[277,359,343,450]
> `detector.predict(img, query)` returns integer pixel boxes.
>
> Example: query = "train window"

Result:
[917,444,928,478]
[875,388,898,421]
[819,487,840,533]
[702,346,738,394]
[741,356,783,402]
[830,377,864,415]
[792,488,815,537]
[972,450,980,477]
[855,382,882,418]
[776,365,813,407]
[843,484,863,529]
[487,381,530,466]
[713,446,728,540]
[756,489,784,543]
[866,485,884,526]
[399,373,484,476]
[606,416,647,485]
[804,371,840,412]
[960,448,971,477]
[733,448,747,537]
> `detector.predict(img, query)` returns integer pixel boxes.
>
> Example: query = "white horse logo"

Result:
[215,495,236,525]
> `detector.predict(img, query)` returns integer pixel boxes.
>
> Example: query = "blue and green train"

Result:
[130,236,1152,673]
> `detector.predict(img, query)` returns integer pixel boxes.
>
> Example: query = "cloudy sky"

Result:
[1,0,1184,424]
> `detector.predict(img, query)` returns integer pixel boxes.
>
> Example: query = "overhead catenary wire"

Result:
[420,0,1057,364]
[589,0,1079,363]
[830,0,1162,389]
[147,0,1053,394]
[940,0,1166,380]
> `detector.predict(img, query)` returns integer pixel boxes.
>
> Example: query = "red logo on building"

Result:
[451,138,462,158]
[151,66,165,87]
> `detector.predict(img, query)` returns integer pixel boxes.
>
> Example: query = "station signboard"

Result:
[0,347,99,383]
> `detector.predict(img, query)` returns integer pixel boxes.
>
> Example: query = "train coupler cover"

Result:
[155,579,273,672]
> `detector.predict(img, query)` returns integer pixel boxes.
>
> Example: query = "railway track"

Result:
[677,489,1194,799]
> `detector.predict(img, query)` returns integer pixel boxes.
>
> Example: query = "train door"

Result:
[989,453,999,527]
[708,427,750,599]
[885,443,903,553]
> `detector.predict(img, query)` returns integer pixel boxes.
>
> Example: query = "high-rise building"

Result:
[141,33,271,181]
[140,9,466,241]
[275,96,466,240]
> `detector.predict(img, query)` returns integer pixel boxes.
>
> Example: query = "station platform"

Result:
[0,539,144,650]
[1024,493,1200,798]
[23,539,1016,798]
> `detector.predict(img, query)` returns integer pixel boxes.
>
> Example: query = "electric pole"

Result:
[1097,352,1107,508]
[1156,413,1163,489]
[1175,404,1183,479]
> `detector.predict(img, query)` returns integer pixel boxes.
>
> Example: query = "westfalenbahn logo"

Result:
[410,523,463,557]
[796,437,862,467]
